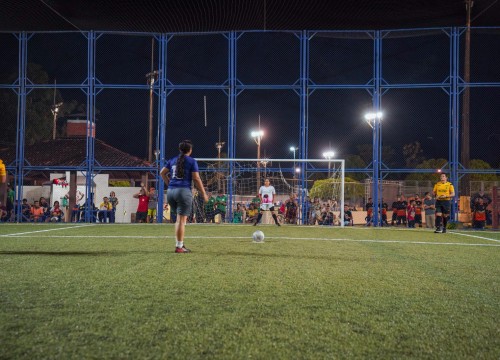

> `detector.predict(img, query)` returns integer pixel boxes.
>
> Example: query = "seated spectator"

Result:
[321,205,336,226]
[246,203,258,223]
[49,201,64,222]
[39,197,50,222]
[343,204,353,226]
[21,198,31,222]
[233,203,243,223]
[0,201,8,222]
[98,196,113,223]
[31,200,45,222]
[310,197,321,225]
[108,191,119,223]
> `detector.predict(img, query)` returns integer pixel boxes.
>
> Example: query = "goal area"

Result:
[195,158,345,226]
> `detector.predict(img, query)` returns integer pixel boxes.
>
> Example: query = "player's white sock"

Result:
[176,241,183,248]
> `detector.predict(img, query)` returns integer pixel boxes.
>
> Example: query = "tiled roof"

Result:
[0,138,151,168]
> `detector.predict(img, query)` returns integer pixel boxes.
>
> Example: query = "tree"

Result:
[309,176,363,203]
[469,159,499,182]
[357,143,396,167]
[0,63,91,145]
[403,141,425,168]
[345,154,367,181]
[405,158,448,181]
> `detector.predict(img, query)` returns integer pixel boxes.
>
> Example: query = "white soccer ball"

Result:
[252,230,265,243]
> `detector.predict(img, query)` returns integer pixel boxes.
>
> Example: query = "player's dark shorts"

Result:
[136,211,147,222]
[435,200,451,215]
[167,187,193,216]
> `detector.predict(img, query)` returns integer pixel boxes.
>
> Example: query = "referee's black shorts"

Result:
[435,200,451,215]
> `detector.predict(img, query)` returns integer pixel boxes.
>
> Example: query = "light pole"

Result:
[290,146,298,191]
[251,129,264,189]
[51,102,63,140]
[322,150,335,176]
[365,111,383,226]
[215,126,225,192]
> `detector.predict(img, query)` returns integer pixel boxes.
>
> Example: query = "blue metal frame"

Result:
[2,27,500,223]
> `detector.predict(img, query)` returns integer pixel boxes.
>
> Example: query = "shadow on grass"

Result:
[203,250,355,261]
[0,250,130,256]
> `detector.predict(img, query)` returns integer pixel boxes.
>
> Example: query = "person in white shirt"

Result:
[253,178,281,226]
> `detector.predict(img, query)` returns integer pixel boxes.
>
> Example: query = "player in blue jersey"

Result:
[160,140,208,253]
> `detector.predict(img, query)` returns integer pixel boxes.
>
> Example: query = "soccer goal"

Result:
[195,158,345,226]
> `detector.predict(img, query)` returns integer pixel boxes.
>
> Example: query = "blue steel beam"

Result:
[227,31,237,223]
[299,30,309,224]
[156,34,168,223]
[450,27,460,220]
[84,31,96,222]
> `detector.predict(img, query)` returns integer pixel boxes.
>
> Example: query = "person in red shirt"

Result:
[414,194,423,228]
[50,201,63,222]
[133,183,150,223]
[472,198,487,229]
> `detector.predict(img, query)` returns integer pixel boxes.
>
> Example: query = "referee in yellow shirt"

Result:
[433,173,455,233]
[0,158,6,207]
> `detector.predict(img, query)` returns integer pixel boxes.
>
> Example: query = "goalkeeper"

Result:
[253,178,281,226]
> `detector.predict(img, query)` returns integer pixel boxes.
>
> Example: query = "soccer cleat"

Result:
[276,222,281,226]
[434,227,442,233]
[175,246,191,253]
[442,227,447,233]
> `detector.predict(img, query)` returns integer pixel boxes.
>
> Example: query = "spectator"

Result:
[303,196,311,225]
[233,203,243,223]
[321,204,336,226]
[391,196,399,226]
[285,194,298,224]
[214,189,227,223]
[39,197,50,222]
[343,204,353,226]
[109,191,119,223]
[414,194,423,228]
[380,199,389,226]
[6,184,14,217]
[98,196,112,223]
[133,183,149,223]
[423,192,436,229]
[30,200,44,222]
[50,201,64,222]
[310,197,322,225]
[204,192,216,223]
[407,200,417,228]
[251,193,261,209]
[0,200,8,222]
[472,197,487,229]
[246,203,258,223]
[71,203,81,222]
[396,196,407,226]
[21,198,31,222]
[470,190,492,209]
[365,198,373,226]
[147,187,158,223]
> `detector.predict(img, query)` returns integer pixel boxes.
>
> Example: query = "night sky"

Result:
[0,28,499,167]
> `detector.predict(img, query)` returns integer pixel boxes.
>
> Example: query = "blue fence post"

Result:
[157,34,167,223]
[450,27,460,221]
[371,30,382,227]
[299,30,309,224]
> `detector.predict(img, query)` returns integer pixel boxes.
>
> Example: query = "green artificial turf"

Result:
[0,224,499,359]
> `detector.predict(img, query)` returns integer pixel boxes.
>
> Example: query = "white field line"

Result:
[0,224,94,237]
[449,231,500,243]
[3,234,500,247]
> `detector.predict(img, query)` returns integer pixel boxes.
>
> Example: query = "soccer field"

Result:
[1,224,499,359]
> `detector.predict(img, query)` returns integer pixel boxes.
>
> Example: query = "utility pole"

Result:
[461,0,473,196]
[146,38,158,164]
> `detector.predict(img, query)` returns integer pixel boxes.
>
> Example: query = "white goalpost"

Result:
[194,158,345,226]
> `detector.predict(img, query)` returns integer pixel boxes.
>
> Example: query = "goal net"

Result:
[193,158,345,225]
